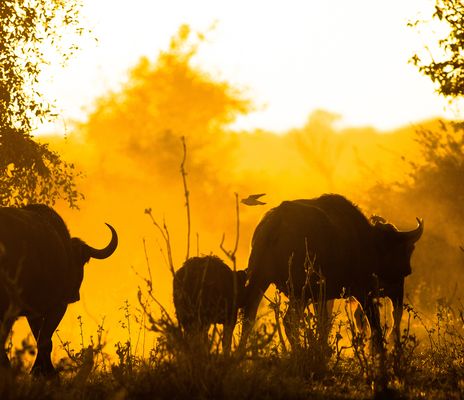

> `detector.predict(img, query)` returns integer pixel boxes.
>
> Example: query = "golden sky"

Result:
[41,0,459,135]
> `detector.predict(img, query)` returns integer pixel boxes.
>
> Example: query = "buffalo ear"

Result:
[71,238,91,266]
[372,215,424,245]
[370,215,387,225]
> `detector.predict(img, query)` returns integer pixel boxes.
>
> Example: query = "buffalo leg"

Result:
[181,321,210,353]
[27,315,45,367]
[325,299,334,324]
[364,296,384,353]
[239,285,265,351]
[315,300,332,347]
[27,315,43,343]
[387,280,404,346]
[222,318,236,356]
[365,295,389,392]
[347,297,370,338]
[28,302,67,376]
[0,308,16,368]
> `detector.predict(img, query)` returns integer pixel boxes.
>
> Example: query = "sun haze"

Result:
[41,0,455,135]
[6,2,464,393]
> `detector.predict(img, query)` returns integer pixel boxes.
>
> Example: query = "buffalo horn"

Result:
[87,223,118,259]
[399,217,424,243]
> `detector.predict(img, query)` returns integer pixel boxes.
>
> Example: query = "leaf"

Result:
[6,163,15,178]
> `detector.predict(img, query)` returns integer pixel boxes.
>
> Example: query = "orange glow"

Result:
[11,21,462,365]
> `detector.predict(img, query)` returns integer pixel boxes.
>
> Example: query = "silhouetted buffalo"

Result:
[0,204,118,375]
[173,255,247,353]
[241,194,423,350]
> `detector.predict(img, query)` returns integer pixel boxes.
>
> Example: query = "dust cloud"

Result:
[13,25,463,362]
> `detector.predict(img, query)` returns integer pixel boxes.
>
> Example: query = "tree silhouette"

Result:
[82,24,252,186]
[410,0,464,98]
[0,1,83,207]
[406,0,464,220]
[364,1,464,308]
[294,110,346,190]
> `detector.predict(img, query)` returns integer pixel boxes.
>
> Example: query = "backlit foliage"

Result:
[293,110,347,191]
[411,0,464,98]
[365,120,464,310]
[0,0,83,207]
[83,24,252,184]
[409,121,464,213]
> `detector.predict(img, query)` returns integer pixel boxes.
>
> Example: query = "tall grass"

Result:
[2,259,464,399]
[1,137,464,399]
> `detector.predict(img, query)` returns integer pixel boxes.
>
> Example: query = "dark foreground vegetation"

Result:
[1,1,464,399]
[2,283,464,400]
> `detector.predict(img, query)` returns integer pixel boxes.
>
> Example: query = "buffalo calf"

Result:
[173,255,246,353]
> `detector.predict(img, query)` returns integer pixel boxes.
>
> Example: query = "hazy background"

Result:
[42,0,460,135]
[11,1,464,362]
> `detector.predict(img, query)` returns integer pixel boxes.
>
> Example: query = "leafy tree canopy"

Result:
[364,1,464,307]
[407,0,464,209]
[83,24,252,183]
[410,0,464,98]
[0,0,84,207]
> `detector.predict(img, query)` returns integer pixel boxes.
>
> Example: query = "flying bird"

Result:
[241,193,266,206]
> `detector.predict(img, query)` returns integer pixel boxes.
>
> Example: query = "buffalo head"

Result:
[68,223,118,302]
[370,215,423,280]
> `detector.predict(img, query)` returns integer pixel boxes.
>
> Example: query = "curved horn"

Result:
[399,217,424,244]
[87,223,118,260]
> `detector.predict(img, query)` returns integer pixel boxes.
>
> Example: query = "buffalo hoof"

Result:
[0,364,15,379]
[30,364,59,379]
[374,387,405,400]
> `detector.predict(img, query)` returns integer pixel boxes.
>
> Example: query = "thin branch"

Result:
[142,238,153,293]
[144,208,167,242]
[233,192,240,258]
[162,218,176,277]
[219,192,241,328]
[144,208,176,277]
[180,136,191,261]
[137,287,176,331]
[219,192,240,270]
